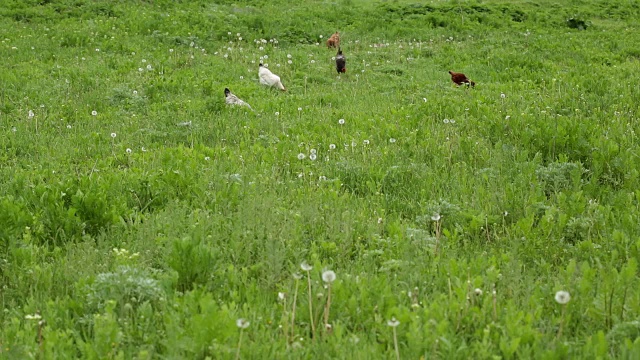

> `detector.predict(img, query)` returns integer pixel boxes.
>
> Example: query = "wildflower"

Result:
[110,133,117,138]
[204,156,210,161]
[301,262,313,271]
[67,125,72,129]
[505,115,511,120]
[363,140,370,145]
[263,55,268,59]
[275,112,280,116]
[126,148,132,154]
[278,292,285,301]
[259,46,264,51]
[555,291,571,305]
[423,98,427,102]
[287,54,292,59]
[431,214,441,221]
[236,318,250,329]
[25,313,42,320]
[95,48,100,52]
[329,144,336,150]
[240,76,244,80]
[474,288,483,296]
[91,110,97,116]
[310,153,317,161]
[501,93,506,99]
[322,270,336,283]
[147,64,152,70]
[133,90,138,95]
[387,318,400,327]
[298,107,302,111]
[310,149,317,154]
[169,48,174,53]
[311,60,315,64]
[443,119,450,124]
[319,35,324,38]
[297,153,305,160]
[288,60,292,64]
[227,32,232,35]
[138,68,143,72]
[338,119,345,125]
[293,272,303,280]
[389,138,397,143]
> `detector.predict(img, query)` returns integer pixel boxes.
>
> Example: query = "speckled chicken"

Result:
[224,88,252,110]
[449,70,475,87]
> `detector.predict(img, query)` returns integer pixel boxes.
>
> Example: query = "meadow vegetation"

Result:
[1,0,640,358]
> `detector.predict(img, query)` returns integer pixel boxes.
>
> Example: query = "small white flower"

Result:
[338,119,345,125]
[25,313,42,320]
[287,54,292,58]
[363,140,370,145]
[474,288,483,296]
[387,318,400,327]
[431,214,441,221]
[204,156,211,161]
[329,144,336,150]
[389,138,397,143]
[309,153,317,161]
[278,292,286,301]
[259,46,264,51]
[133,90,138,95]
[423,98,427,102]
[147,64,152,70]
[275,112,280,116]
[142,59,147,63]
[95,48,100,52]
[505,115,511,120]
[555,290,571,305]
[310,60,315,64]
[443,118,450,124]
[126,148,132,154]
[66,124,72,129]
[236,318,250,329]
[91,110,97,116]
[141,147,147,152]
[322,270,336,283]
[501,93,506,99]
[28,110,35,118]
[298,107,302,111]
[301,262,313,271]
[110,133,117,138]
[228,32,232,35]
[263,55,268,59]
[319,35,324,38]
[297,153,306,160]
[288,60,293,64]
[138,68,143,72]
[310,149,317,154]
[293,272,303,280]
[169,48,174,53]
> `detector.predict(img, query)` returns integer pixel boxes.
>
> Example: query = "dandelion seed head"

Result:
[297,153,306,160]
[301,262,313,271]
[387,318,400,327]
[309,153,317,161]
[389,138,397,143]
[91,110,97,116]
[322,270,336,283]
[329,144,336,150]
[126,148,132,154]
[110,132,117,138]
[431,214,441,221]
[555,290,571,304]
[338,119,345,125]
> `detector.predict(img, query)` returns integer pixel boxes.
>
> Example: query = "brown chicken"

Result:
[326,31,340,49]
[449,70,475,87]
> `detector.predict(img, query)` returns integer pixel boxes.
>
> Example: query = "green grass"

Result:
[1,0,640,358]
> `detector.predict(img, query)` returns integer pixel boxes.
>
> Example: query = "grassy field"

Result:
[2,0,640,358]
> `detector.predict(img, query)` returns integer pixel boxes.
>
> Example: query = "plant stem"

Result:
[556,304,566,340]
[290,278,299,342]
[235,329,243,360]
[393,326,400,360]
[306,271,316,340]
[323,283,332,331]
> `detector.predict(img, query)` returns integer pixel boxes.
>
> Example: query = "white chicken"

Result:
[258,64,286,91]
[224,88,252,110]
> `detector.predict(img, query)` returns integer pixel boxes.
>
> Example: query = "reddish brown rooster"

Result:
[326,31,340,49]
[449,70,475,87]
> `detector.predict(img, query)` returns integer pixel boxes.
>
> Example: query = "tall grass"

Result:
[1,0,640,358]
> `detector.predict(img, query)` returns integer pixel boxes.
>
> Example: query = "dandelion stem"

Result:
[556,303,566,340]
[290,278,299,342]
[392,326,400,360]
[306,271,316,340]
[235,329,244,360]
[323,282,332,331]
